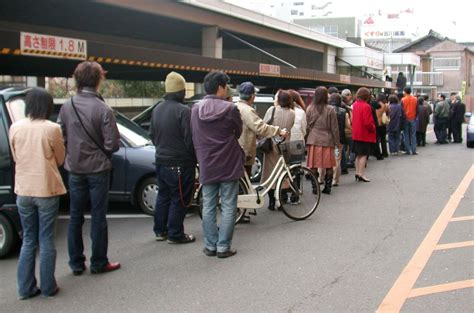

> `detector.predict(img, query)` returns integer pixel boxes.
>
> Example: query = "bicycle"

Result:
[197,137,321,222]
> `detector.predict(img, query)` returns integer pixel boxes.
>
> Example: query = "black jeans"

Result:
[374,126,388,158]
[452,121,463,143]
[447,118,453,141]
[68,171,110,272]
[416,132,426,146]
[378,126,388,157]
[153,165,195,240]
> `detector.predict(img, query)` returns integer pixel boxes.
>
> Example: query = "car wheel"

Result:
[0,214,16,258]
[250,152,263,183]
[467,141,474,148]
[137,177,158,215]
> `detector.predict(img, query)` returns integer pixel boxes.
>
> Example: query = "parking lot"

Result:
[0,132,472,312]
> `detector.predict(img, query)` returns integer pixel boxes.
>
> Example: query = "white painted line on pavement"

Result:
[58,214,152,220]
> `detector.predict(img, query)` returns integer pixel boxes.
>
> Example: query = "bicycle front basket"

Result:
[281,140,305,163]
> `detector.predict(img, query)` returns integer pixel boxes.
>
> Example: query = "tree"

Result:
[47,78,165,98]
[115,80,165,98]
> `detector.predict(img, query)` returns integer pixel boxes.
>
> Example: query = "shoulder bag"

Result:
[256,107,276,153]
[70,96,112,160]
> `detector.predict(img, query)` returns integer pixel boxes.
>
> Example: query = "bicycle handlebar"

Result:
[273,128,288,145]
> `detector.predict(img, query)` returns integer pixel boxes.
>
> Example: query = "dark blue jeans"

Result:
[153,165,195,241]
[388,131,401,153]
[67,171,110,272]
[341,145,347,171]
[346,138,355,165]
[434,118,448,143]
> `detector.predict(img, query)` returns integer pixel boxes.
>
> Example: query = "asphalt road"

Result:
[1,131,473,312]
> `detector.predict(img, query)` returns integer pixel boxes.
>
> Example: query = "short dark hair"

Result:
[328,86,339,95]
[329,93,342,107]
[439,94,446,100]
[403,86,412,94]
[73,61,106,89]
[25,87,53,120]
[356,87,371,102]
[203,71,230,95]
[278,90,292,108]
[376,93,387,103]
[417,96,425,105]
[388,95,399,104]
[450,92,457,96]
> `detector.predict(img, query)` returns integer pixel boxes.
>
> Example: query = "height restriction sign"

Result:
[20,32,87,60]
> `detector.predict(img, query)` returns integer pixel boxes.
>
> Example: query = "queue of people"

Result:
[9,63,466,299]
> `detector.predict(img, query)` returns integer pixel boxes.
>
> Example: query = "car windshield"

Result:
[6,97,151,148]
[114,112,151,147]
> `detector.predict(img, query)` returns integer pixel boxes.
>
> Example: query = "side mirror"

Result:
[465,112,472,119]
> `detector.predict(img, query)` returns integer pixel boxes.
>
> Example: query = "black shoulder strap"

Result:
[268,106,276,125]
[70,96,111,159]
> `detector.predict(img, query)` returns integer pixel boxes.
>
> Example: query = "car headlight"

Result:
[468,125,474,131]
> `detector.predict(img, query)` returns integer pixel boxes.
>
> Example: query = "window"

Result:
[433,57,460,70]
[311,26,324,33]
[299,12,304,16]
[324,25,338,37]
[291,10,298,15]
[293,2,304,5]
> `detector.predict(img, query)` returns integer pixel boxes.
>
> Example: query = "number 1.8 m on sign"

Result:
[20,32,87,60]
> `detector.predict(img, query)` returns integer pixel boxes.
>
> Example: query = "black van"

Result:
[0,87,24,258]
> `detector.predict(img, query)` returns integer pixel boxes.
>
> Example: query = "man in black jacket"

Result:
[451,94,466,143]
[149,71,197,244]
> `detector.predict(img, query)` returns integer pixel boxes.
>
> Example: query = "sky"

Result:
[224,0,473,42]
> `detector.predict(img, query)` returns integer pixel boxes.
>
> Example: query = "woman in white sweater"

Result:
[288,90,307,143]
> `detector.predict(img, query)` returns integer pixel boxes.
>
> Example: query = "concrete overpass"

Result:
[0,0,393,90]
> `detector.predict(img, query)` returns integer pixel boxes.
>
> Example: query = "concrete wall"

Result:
[430,50,468,95]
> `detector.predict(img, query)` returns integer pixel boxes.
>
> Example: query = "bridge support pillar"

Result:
[202,26,222,59]
[26,76,45,88]
[323,46,337,74]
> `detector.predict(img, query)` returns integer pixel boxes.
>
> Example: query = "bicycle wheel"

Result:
[198,179,247,224]
[278,166,320,220]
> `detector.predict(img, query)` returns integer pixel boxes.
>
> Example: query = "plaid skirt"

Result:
[306,145,336,169]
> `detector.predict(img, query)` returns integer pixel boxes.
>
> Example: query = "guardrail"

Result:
[397,72,444,86]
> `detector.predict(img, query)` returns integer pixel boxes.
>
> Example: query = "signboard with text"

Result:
[259,63,281,77]
[20,32,87,60]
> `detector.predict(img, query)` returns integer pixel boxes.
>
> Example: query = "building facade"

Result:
[394,31,474,109]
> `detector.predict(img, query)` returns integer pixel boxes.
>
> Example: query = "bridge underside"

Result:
[0,0,389,90]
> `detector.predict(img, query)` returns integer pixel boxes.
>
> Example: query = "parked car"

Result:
[466,112,474,148]
[0,87,159,258]
[131,93,274,182]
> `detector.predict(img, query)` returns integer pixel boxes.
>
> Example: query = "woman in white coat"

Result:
[288,90,307,145]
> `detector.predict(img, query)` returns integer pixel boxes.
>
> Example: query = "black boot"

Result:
[268,189,275,211]
[322,174,333,195]
[311,171,319,194]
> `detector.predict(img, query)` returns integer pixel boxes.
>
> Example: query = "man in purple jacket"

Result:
[191,71,244,258]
